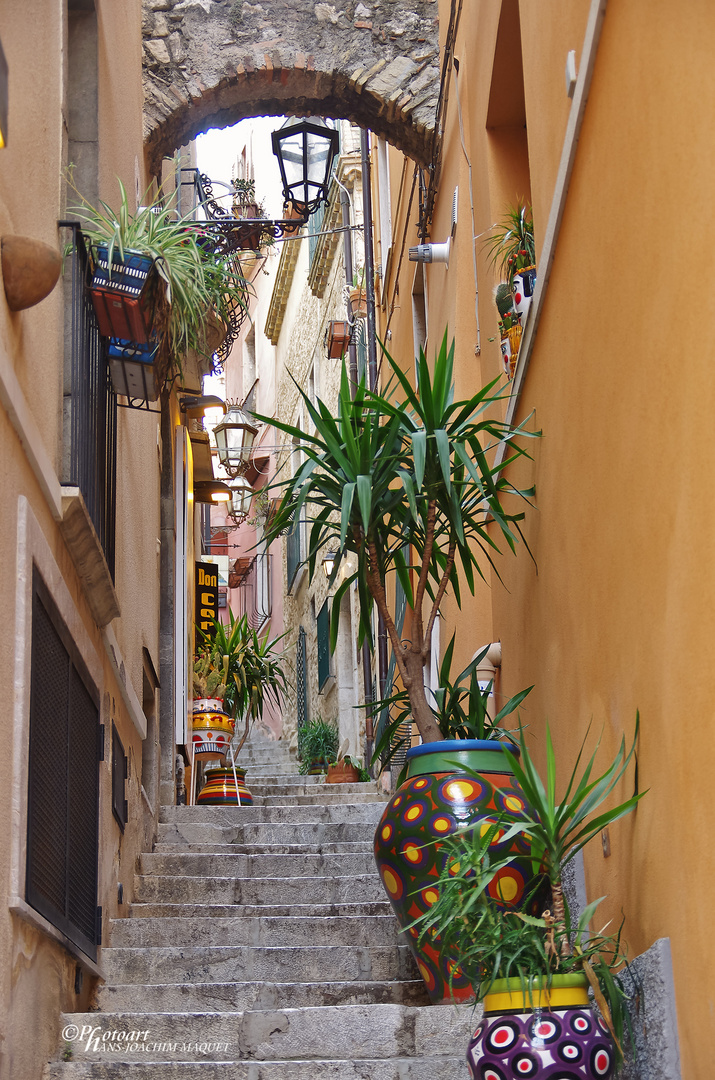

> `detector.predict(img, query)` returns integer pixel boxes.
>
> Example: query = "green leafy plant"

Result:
[484,202,535,285]
[261,331,540,745]
[196,613,290,754]
[297,717,339,774]
[67,172,252,367]
[411,717,645,1060]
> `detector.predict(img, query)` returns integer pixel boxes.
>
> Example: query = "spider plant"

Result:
[67,173,252,363]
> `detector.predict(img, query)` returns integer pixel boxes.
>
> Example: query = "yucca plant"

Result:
[261,330,539,744]
[67,173,252,365]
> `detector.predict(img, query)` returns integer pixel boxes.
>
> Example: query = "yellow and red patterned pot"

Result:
[374,739,537,1005]
[196,766,253,805]
[191,698,235,761]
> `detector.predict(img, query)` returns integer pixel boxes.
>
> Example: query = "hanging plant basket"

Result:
[89,245,155,343]
[108,338,160,401]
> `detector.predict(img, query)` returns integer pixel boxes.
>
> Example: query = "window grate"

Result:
[296,625,308,730]
[26,570,100,961]
[61,223,117,579]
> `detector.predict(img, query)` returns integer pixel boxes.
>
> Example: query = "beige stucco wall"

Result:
[379,0,710,1074]
[0,2,161,1078]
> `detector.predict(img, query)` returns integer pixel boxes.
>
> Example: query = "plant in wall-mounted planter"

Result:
[348,266,368,320]
[68,174,252,398]
[261,330,541,999]
[411,718,644,1076]
[297,717,339,775]
[486,202,536,376]
[231,177,270,251]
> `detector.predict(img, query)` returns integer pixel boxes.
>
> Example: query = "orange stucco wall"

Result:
[380,0,712,1074]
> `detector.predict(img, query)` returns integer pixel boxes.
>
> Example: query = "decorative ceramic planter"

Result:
[89,245,154,342]
[197,765,253,805]
[374,739,537,1005]
[191,698,235,762]
[467,974,616,1079]
[512,265,537,324]
[500,323,523,379]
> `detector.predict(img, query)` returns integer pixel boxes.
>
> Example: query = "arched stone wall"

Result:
[142,0,440,171]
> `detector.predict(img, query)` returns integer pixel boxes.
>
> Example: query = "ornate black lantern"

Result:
[271,117,339,219]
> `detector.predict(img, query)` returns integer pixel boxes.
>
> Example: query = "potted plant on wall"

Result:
[411,719,644,1077]
[68,176,252,398]
[486,202,536,376]
[261,330,541,998]
[348,266,368,319]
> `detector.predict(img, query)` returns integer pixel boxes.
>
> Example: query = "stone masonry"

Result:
[142,0,440,173]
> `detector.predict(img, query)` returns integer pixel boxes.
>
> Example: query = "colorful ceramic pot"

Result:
[197,765,253,805]
[467,975,615,1079]
[191,698,235,761]
[374,739,537,1004]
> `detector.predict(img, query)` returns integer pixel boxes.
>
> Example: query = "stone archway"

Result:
[142,0,440,172]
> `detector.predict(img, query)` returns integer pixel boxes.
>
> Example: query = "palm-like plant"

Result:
[261,331,539,744]
[197,613,290,754]
[484,202,536,285]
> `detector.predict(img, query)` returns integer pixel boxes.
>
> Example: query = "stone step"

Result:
[109,914,401,948]
[48,1056,470,1078]
[247,784,378,798]
[140,851,376,879]
[152,842,374,856]
[133,874,385,906]
[126,901,393,919]
[102,944,418,985]
[58,1005,474,1063]
[160,804,385,825]
[98,977,429,1012]
[256,792,386,806]
[156,820,379,848]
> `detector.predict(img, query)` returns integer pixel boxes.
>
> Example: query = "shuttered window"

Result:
[26,571,101,961]
[317,599,331,690]
[112,723,127,832]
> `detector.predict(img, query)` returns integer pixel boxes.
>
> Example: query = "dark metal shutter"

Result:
[111,723,128,832]
[26,571,100,961]
[317,600,330,690]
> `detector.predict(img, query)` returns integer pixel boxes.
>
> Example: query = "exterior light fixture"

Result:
[180,394,226,417]
[213,403,259,477]
[194,480,232,503]
[0,37,7,149]
[271,117,339,219]
[228,475,254,525]
[322,550,337,578]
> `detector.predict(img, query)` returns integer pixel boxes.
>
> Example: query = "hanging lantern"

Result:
[213,404,259,477]
[229,475,254,524]
[271,117,339,219]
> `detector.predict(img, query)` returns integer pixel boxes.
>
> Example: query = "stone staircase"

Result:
[48,735,473,1078]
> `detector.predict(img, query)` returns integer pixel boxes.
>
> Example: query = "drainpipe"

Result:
[340,186,359,392]
[472,641,502,716]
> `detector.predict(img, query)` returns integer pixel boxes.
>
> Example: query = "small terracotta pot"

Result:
[1,235,62,311]
[326,761,360,784]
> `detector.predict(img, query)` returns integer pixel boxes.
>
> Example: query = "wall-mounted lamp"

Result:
[322,550,337,578]
[228,475,254,525]
[194,480,232,504]
[0,37,8,149]
[180,394,226,418]
[213,403,259,478]
[271,116,339,219]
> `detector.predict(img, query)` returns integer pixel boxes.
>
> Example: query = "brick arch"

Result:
[142,0,440,173]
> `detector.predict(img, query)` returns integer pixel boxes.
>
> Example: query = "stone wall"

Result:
[142,0,440,171]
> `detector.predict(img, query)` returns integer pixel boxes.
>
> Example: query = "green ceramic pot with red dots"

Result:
[373,739,537,1004]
